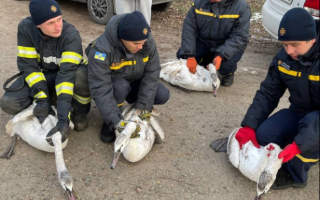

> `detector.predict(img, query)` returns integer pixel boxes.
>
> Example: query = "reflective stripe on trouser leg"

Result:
[72,94,91,116]
[287,151,319,183]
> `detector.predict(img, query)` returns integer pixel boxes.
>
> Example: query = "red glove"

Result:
[235,127,260,149]
[278,141,302,163]
[213,56,222,70]
[186,57,197,74]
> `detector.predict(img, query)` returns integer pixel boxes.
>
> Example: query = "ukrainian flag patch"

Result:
[94,51,106,61]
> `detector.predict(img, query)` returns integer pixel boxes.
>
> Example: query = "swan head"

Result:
[59,170,76,200]
[110,122,137,169]
[207,64,220,97]
[255,144,283,200]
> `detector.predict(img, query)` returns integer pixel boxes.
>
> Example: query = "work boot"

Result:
[100,122,116,143]
[271,164,307,190]
[221,73,234,87]
[71,113,88,132]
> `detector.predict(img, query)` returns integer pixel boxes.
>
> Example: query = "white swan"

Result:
[110,103,165,169]
[160,59,220,96]
[0,102,76,200]
[227,128,283,200]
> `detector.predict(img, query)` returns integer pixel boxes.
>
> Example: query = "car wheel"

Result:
[87,0,114,25]
[152,2,172,12]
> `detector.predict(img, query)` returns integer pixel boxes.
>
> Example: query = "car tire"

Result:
[87,0,114,25]
[152,2,172,12]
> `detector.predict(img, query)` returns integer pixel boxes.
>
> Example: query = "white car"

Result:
[261,0,319,39]
[74,0,174,25]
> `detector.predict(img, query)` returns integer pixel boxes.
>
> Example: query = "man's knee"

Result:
[154,84,170,105]
[256,128,271,146]
[113,78,130,92]
[0,95,29,114]
[112,78,131,102]
[300,110,319,125]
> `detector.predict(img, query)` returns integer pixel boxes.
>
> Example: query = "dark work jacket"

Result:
[85,14,161,129]
[180,0,251,60]
[242,26,320,154]
[17,17,83,122]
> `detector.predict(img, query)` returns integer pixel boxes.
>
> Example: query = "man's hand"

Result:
[139,109,151,122]
[235,126,260,149]
[33,100,55,124]
[46,120,69,145]
[186,57,197,74]
[213,56,222,70]
[278,141,302,163]
[114,120,141,138]
[114,120,128,133]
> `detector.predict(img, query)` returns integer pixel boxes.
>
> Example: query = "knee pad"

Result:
[74,64,90,97]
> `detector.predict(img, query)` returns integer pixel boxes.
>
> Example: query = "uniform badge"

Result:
[279,28,286,36]
[279,60,291,70]
[94,51,106,61]
[143,28,148,35]
[51,5,57,13]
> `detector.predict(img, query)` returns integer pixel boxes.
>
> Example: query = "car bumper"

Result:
[261,0,283,39]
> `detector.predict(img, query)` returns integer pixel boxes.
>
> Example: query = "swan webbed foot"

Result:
[0,134,18,159]
[210,137,228,152]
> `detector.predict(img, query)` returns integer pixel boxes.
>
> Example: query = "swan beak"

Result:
[212,85,217,97]
[67,190,76,200]
[110,151,122,170]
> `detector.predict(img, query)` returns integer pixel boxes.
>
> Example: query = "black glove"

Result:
[46,120,69,146]
[33,100,55,124]
[139,109,152,122]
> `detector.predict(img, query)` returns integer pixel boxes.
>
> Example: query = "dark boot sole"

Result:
[271,183,307,190]
[101,135,116,143]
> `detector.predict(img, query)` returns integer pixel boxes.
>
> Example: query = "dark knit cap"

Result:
[118,11,150,41]
[278,8,316,41]
[29,0,62,25]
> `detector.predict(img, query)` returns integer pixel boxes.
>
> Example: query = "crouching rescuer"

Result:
[0,0,91,143]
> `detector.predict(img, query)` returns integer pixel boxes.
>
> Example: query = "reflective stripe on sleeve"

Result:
[60,52,82,65]
[17,46,38,59]
[34,91,47,99]
[56,82,74,96]
[25,72,46,88]
[118,102,125,107]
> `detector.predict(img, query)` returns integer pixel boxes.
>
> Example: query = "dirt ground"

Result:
[0,0,318,200]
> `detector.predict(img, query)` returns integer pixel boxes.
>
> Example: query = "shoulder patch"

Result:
[94,51,106,61]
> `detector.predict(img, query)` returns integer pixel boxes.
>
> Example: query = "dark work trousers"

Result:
[0,64,91,118]
[111,77,170,107]
[256,109,319,183]
[176,39,244,76]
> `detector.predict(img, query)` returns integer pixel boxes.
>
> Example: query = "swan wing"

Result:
[149,116,165,144]
[238,142,267,182]
[227,128,241,168]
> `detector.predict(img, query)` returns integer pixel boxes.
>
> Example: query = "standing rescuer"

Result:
[0,0,91,143]
[235,8,319,190]
[86,11,170,143]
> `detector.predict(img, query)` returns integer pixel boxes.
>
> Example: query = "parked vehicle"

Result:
[72,0,174,25]
[261,0,319,39]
